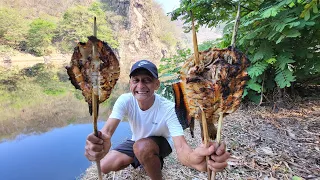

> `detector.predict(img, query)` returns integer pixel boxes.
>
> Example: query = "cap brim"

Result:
[129,67,158,79]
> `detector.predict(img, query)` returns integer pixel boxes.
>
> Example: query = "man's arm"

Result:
[172,135,230,172]
[85,118,120,161]
[101,118,121,138]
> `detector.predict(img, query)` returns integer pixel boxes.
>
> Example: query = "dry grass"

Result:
[80,99,320,180]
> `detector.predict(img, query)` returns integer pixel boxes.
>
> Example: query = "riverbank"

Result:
[80,98,320,180]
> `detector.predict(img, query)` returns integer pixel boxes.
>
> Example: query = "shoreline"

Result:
[80,99,320,179]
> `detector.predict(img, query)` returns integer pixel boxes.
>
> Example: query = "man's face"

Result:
[129,70,160,103]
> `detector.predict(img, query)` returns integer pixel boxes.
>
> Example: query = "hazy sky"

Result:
[155,0,180,13]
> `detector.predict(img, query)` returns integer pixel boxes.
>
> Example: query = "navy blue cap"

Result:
[129,60,158,79]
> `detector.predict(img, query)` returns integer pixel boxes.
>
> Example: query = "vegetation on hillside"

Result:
[0,2,118,56]
[158,0,320,104]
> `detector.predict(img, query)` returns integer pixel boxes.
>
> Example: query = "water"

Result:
[0,121,131,180]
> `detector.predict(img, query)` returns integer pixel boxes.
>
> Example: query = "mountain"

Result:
[0,0,221,80]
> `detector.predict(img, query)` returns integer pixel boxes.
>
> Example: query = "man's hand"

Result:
[190,142,230,172]
[84,131,111,161]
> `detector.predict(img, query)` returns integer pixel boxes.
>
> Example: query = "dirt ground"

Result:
[80,98,320,180]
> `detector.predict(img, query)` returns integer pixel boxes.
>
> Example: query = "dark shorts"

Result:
[113,136,172,169]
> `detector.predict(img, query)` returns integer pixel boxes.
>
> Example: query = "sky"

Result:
[154,0,223,42]
[155,0,180,13]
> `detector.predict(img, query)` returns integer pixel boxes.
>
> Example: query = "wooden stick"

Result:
[92,16,103,180]
[201,111,211,180]
[211,112,224,180]
[190,10,200,66]
[212,2,241,179]
[231,0,241,50]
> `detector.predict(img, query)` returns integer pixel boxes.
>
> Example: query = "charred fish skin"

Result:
[173,46,249,140]
[65,37,120,115]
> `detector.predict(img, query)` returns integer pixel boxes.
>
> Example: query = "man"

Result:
[85,60,230,180]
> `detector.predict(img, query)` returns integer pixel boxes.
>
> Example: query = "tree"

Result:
[26,18,57,56]
[169,0,320,103]
[56,2,118,52]
[0,7,29,48]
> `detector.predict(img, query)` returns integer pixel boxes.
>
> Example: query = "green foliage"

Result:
[248,61,269,77]
[157,49,192,100]
[0,7,29,47]
[26,18,57,56]
[159,32,178,47]
[275,69,296,88]
[57,2,118,52]
[171,0,320,103]
[152,1,180,48]
[235,0,319,100]
[170,0,261,30]
[198,40,222,51]
[0,2,119,55]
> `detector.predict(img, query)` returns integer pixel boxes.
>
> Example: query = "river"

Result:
[0,121,131,180]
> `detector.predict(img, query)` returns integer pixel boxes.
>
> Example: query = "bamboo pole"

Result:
[211,111,224,180]
[189,1,211,179]
[212,2,241,179]
[190,10,200,66]
[91,16,103,180]
[201,111,211,179]
[231,1,241,50]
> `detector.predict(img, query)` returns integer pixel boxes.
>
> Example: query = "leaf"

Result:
[305,21,315,26]
[262,7,278,18]
[292,175,303,180]
[276,35,286,44]
[253,50,264,62]
[275,23,286,32]
[313,4,319,13]
[289,2,295,7]
[304,9,310,20]
[266,58,277,64]
[247,79,262,93]
[276,55,295,70]
[275,69,296,88]
[252,42,274,62]
[246,31,258,40]
[267,30,279,40]
[288,21,301,28]
[283,17,299,23]
[248,61,269,77]
[307,53,313,58]
[285,29,301,37]
[242,88,248,98]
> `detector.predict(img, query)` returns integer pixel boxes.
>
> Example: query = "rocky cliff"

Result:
[102,0,182,79]
[1,0,183,79]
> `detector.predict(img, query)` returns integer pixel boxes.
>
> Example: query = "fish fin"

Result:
[172,83,192,130]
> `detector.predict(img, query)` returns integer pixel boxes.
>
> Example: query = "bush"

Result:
[26,18,57,56]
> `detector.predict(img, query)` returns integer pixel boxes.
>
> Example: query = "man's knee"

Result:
[133,138,159,163]
[101,151,132,173]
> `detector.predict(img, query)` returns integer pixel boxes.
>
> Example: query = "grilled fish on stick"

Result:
[173,46,249,140]
[66,36,120,115]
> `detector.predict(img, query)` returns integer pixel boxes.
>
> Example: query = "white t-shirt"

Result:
[109,93,184,149]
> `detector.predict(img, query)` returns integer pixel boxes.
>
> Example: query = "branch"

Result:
[231,1,241,49]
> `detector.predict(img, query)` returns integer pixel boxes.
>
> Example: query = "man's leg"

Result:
[100,150,133,174]
[133,137,172,180]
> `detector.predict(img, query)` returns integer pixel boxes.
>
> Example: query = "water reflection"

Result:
[0,121,131,180]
